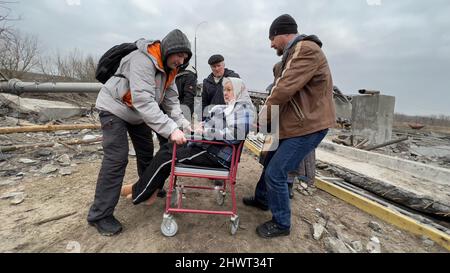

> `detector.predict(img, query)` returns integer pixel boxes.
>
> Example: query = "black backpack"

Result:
[95,42,138,84]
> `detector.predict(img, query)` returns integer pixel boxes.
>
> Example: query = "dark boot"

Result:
[256,220,290,238]
[242,196,269,211]
[88,215,123,236]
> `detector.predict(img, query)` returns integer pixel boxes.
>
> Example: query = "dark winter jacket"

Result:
[175,68,197,117]
[201,68,239,113]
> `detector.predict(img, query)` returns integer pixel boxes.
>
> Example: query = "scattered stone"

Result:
[323,237,350,253]
[316,163,328,170]
[40,164,58,174]
[306,186,317,195]
[300,182,308,189]
[54,131,71,136]
[351,241,363,252]
[83,135,97,141]
[10,192,25,205]
[80,129,92,135]
[366,237,382,253]
[368,221,383,233]
[36,150,53,157]
[370,236,380,244]
[313,222,326,240]
[296,188,310,196]
[18,158,38,165]
[57,154,71,167]
[59,167,72,176]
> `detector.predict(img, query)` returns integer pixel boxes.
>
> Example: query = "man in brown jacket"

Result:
[243,14,336,238]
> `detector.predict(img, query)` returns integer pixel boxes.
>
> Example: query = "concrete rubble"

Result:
[0,93,88,122]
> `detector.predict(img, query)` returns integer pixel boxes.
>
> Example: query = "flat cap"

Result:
[208,54,224,65]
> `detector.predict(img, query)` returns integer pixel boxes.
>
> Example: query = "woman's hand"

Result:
[193,122,204,135]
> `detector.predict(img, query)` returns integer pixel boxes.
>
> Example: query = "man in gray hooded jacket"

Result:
[87,29,192,236]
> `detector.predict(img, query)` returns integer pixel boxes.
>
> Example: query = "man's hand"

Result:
[170,129,187,145]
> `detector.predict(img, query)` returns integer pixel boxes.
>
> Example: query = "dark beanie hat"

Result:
[161,29,192,65]
[269,14,298,39]
[208,54,224,65]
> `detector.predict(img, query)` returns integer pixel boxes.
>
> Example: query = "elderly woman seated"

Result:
[121,77,254,205]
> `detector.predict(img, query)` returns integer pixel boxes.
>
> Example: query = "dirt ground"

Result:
[0,148,447,253]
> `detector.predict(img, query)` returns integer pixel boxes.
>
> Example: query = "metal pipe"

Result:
[362,136,409,151]
[0,79,102,95]
[358,89,381,95]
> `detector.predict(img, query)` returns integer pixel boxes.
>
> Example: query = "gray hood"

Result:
[161,29,192,65]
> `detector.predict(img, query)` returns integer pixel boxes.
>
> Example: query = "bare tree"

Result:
[0,28,40,79]
[395,113,450,127]
[0,1,19,39]
[40,48,97,81]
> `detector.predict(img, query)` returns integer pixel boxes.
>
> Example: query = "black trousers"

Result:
[87,111,154,222]
[131,143,222,205]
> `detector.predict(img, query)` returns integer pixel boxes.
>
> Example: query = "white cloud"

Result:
[129,0,162,16]
[9,0,450,115]
[66,0,81,6]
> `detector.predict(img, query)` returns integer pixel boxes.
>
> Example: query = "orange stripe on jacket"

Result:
[122,42,178,107]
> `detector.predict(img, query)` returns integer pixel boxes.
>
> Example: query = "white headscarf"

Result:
[220,77,253,116]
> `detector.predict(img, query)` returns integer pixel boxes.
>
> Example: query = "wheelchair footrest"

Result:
[175,164,230,177]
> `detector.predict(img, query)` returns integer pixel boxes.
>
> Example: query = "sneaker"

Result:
[88,215,123,236]
[256,220,290,238]
[242,196,269,211]
[157,188,167,198]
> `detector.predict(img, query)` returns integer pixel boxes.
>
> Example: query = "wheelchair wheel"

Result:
[230,216,240,235]
[216,189,226,206]
[161,214,178,237]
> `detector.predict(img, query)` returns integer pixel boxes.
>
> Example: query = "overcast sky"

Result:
[9,0,450,116]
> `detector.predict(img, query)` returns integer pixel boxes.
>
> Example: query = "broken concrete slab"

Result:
[318,140,450,186]
[0,93,87,122]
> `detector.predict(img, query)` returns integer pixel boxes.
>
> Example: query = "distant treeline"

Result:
[394,113,450,127]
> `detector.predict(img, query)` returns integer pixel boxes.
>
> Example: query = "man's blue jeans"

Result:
[254,129,328,230]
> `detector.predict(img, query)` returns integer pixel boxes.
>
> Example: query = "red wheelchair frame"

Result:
[160,139,244,237]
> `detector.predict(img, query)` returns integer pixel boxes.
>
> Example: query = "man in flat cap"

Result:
[243,14,336,238]
[201,54,240,115]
